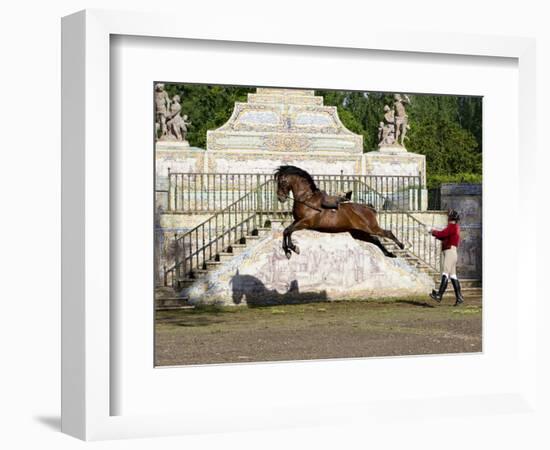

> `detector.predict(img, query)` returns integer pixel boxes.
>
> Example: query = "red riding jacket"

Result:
[431,223,460,250]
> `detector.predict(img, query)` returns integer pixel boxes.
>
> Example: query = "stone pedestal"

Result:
[155,142,205,190]
[157,139,191,148]
[362,146,428,210]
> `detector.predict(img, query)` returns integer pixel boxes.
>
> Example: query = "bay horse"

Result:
[274,166,404,259]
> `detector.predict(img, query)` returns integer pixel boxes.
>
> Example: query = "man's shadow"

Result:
[230,271,328,306]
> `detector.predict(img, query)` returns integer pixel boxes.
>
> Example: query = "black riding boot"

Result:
[430,275,448,303]
[451,277,465,306]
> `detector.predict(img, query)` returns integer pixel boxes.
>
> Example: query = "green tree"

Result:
[406,95,482,184]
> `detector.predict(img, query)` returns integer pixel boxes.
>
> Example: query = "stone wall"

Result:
[155,145,205,192]
[440,183,482,280]
[362,150,428,209]
[206,150,362,175]
[187,229,434,306]
[155,212,215,284]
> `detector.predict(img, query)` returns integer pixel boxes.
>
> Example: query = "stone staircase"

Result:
[155,225,275,310]
[156,216,481,310]
[381,237,440,279]
[381,237,482,296]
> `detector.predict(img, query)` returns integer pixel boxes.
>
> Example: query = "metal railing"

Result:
[163,172,423,213]
[164,171,272,213]
[428,188,442,210]
[378,212,442,271]
[163,179,287,289]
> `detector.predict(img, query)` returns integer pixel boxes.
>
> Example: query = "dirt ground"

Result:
[155,294,482,366]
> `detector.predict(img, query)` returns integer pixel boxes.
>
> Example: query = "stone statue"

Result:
[180,115,192,142]
[166,95,191,142]
[393,93,411,146]
[377,105,396,146]
[155,83,171,139]
[155,87,191,143]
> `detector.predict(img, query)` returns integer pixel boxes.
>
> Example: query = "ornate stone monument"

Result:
[205,88,363,174]
[155,87,428,212]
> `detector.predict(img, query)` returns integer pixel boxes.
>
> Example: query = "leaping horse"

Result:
[274,165,405,259]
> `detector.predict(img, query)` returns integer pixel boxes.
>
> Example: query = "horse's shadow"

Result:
[230,271,328,306]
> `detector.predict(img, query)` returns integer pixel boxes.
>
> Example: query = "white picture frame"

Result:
[61,9,538,441]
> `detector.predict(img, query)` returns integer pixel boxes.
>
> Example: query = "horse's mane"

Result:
[274,165,319,192]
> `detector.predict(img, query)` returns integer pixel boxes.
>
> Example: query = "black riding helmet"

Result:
[448,209,460,221]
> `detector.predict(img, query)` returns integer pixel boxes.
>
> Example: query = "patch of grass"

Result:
[191,304,239,314]
[157,297,483,330]
[452,306,482,315]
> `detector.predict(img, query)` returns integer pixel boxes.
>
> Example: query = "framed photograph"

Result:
[62,9,538,441]
[152,82,482,368]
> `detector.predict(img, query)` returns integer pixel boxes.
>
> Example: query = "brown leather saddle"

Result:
[320,190,352,209]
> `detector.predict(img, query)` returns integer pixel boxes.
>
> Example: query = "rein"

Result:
[291,197,323,212]
[282,192,322,212]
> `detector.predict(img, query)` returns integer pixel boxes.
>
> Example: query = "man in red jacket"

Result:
[428,209,464,306]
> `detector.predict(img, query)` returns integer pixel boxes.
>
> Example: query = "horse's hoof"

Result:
[388,252,397,258]
[398,242,405,250]
[293,245,300,255]
[285,250,292,259]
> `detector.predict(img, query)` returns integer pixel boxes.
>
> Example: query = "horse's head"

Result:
[276,174,290,203]
[274,165,318,203]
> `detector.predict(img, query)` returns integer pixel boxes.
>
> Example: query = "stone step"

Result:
[462,286,482,292]
[155,296,191,310]
[227,243,247,254]
[178,277,203,288]
[244,235,261,242]
[176,237,263,287]
[217,252,236,262]
[192,269,210,276]
[268,217,292,228]
[155,286,179,298]
[430,286,483,296]
[403,256,423,262]
[456,279,482,288]
[177,239,258,285]
[429,278,481,287]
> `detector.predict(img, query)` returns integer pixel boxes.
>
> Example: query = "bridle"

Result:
[278,178,322,212]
